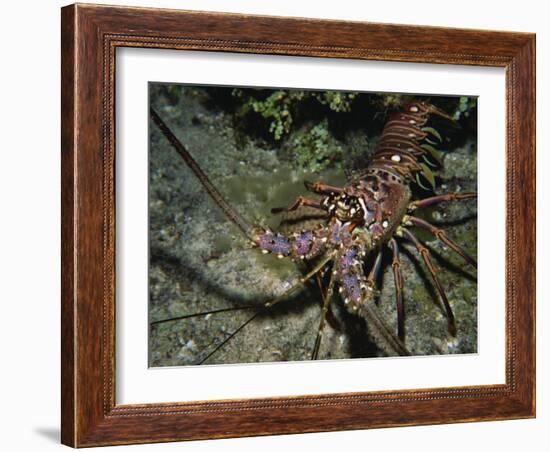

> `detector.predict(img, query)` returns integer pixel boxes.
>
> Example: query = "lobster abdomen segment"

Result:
[367,101,450,182]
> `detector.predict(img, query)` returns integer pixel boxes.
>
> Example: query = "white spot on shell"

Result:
[391,155,401,162]
[382,220,389,228]
[410,106,419,112]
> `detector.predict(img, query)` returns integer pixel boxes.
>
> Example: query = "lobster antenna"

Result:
[198,310,262,365]
[150,107,255,239]
[150,305,257,327]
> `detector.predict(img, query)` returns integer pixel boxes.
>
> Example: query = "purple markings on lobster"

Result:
[293,231,314,257]
[338,248,358,273]
[254,231,291,257]
[342,274,362,305]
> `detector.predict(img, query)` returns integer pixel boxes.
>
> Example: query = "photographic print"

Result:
[148,84,478,367]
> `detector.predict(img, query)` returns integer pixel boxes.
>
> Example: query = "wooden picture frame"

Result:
[61,3,535,447]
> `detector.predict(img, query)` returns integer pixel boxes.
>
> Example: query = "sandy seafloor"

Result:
[148,85,478,367]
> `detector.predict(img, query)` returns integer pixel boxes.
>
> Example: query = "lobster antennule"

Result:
[150,107,255,239]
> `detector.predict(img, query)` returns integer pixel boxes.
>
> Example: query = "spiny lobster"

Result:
[150,100,477,361]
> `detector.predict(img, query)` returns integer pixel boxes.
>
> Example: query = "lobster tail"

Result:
[369,102,451,189]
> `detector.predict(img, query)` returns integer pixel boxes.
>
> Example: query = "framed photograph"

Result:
[61,3,535,447]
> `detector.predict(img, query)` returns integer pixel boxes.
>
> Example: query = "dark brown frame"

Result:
[61,3,536,447]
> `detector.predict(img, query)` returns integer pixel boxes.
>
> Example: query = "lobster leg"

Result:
[399,228,457,336]
[311,272,336,360]
[316,273,342,332]
[304,180,344,195]
[271,196,324,214]
[407,192,476,211]
[388,239,405,342]
[406,215,477,268]
[334,248,409,356]
[367,250,383,288]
